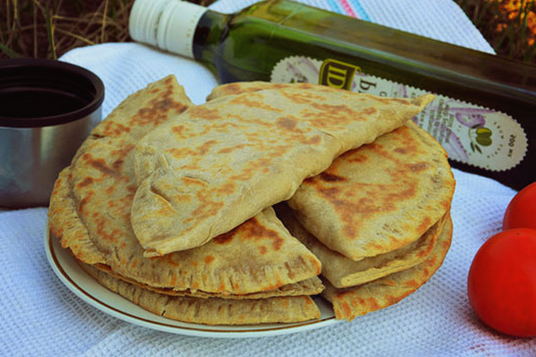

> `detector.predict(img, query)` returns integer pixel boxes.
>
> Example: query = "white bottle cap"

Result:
[129,0,208,58]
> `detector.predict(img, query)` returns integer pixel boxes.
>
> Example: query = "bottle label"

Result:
[271,56,528,171]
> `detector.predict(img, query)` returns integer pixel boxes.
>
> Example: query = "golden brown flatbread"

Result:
[322,216,453,321]
[49,75,191,265]
[206,82,334,101]
[93,263,324,299]
[132,82,434,256]
[208,82,452,262]
[49,76,321,297]
[277,203,447,288]
[81,263,321,325]
[288,121,455,261]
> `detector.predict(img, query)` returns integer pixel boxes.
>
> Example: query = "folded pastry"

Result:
[132,82,434,255]
[92,263,323,299]
[322,217,453,321]
[277,203,447,288]
[82,263,321,325]
[207,83,451,262]
[288,121,455,261]
[49,76,321,299]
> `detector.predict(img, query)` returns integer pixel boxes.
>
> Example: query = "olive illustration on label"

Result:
[475,127,492,146]
[468,125,493,154]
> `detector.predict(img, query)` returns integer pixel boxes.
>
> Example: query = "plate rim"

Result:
[44,228,338,338]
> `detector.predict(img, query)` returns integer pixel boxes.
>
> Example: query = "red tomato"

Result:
[503,182,536,230]
[467,228,536,337]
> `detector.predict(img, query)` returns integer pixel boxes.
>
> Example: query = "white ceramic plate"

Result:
[45,230,339,338]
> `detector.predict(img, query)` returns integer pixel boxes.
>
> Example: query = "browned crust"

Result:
[48,167,106,264]
[92,263,324,300]
[81,263,321,326]
[323,215,453,321]
[278,204,449,288]
[48,76,322,296]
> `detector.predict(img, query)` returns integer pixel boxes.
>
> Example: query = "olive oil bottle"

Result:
[130,0,536,190]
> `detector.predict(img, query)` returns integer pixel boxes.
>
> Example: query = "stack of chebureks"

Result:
[49,76,455,325]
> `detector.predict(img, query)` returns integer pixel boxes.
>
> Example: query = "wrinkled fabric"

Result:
[3,1,533,356]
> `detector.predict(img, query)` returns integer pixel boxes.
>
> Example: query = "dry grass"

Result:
[1,0,535,63]
[0,0,133,59]
[0,0,212,59]
[455,0,536,62]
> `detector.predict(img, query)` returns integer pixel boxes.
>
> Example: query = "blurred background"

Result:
[0,0,534,63]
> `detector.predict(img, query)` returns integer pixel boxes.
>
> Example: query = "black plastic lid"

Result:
[0,58,105,128]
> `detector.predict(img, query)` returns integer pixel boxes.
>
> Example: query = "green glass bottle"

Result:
[129,0,536,189]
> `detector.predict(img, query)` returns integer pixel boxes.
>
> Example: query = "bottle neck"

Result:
[192,10,230,71]
[129,0,211,58]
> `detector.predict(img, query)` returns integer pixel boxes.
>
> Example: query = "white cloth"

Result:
[1,0,534,355]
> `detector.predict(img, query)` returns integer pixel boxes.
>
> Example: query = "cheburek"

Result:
[277,203,447,288]
[48,76,322,299]
[93,263,323,300]
[132,82,434,256]
[288,121,455,261]
[82,264,321,325]
[323,216,453,321]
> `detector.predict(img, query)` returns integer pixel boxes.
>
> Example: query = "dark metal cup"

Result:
[0,59,104,208]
